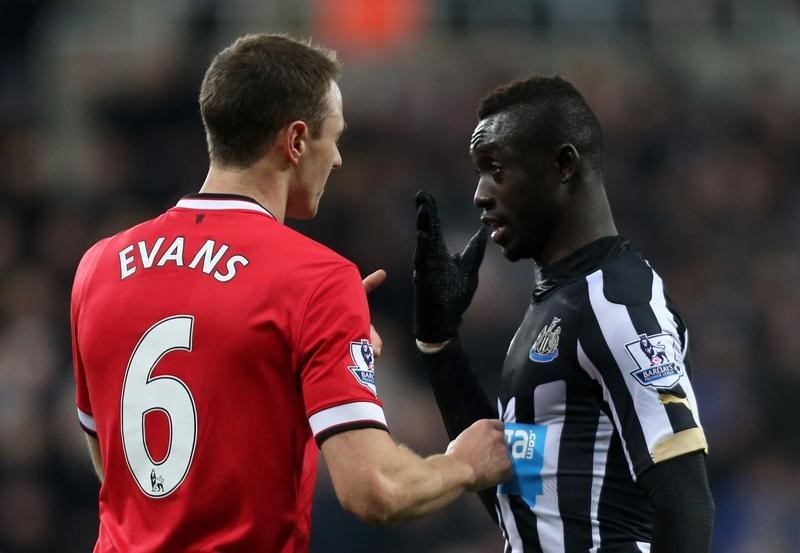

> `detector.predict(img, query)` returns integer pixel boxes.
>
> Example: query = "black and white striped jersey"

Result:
[491,235,707,553]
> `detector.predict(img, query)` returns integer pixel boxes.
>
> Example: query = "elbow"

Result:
[338,474,404,524]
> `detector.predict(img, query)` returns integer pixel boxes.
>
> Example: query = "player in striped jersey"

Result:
[412,76,714,552]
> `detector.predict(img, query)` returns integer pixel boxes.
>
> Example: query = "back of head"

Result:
[478,75,604,172]
[199,34,342,169]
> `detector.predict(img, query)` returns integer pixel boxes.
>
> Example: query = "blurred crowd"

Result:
[1,1,799,552]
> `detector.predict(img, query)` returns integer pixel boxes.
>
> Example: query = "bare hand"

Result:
[446,419,512,492]
[362,269,387,359]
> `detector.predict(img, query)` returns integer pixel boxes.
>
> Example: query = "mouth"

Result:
[480,215,509,244]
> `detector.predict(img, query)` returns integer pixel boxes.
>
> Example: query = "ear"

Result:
[555,144,580,183]
[285,121,309,166]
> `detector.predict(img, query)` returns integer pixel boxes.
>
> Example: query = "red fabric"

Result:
[71,197,384,553]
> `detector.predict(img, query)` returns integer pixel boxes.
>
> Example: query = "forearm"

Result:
[324,429,475,523]
[372,446,474,522]
[419,337,496,439]
[638,452,714,552]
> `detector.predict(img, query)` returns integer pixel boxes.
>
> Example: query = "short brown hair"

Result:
[199,33,342,168]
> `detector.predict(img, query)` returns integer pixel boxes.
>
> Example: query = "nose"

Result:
[333,147,342,169]
[474,179,493,209]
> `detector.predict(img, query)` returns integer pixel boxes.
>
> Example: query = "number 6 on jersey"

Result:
[121,316,197,498]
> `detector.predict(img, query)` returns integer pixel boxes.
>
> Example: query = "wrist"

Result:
[416,339,451,354]
[440,449,476,491]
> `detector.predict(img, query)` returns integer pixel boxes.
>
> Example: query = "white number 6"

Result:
[121,315,197,498]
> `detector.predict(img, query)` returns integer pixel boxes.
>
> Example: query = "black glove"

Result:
[413,190,489,343]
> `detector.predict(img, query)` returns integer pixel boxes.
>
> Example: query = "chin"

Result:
[500,245,523,262]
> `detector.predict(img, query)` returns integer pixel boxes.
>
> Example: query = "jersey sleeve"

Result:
[577,260,707,479]
[71,241,106,436]
[295,263,388,445]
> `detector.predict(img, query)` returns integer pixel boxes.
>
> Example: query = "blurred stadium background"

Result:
[2,0,799,551]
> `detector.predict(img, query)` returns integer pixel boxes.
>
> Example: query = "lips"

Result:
[481,215,509,244]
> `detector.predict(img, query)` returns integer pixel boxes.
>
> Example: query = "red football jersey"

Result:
[71,194,388,552]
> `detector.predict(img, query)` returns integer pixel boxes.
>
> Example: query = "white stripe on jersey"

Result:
[576,338,636,477]
[497,495,524,553]
[497,397,524,553]
[590,542,650,553]
[649,271,702,427]
[308,401,386,437]
[533,381,567,553]
[175,198,276,219]
[590,415,613,550]
[77,407,97,432]
[585,269,675,471]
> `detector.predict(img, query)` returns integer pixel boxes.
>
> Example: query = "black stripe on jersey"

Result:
[78,421,98,437]
[664,296,686,351]
[495,503,512,553]
[557,384,598,552]
[509,495,544,552]
[597,430,653,548]
[314,421,389,447]
[579,282,651,474]
[624,303,661,337]
[625,303,698,435]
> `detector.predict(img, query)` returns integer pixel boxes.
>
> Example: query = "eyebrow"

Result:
[470,141,499,155]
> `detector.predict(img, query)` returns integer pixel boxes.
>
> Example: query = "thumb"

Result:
[362,269,387,295]
[460,226,489,276]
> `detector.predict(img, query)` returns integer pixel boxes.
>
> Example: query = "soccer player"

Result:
[70,34,511,552]
[413,76,714,552]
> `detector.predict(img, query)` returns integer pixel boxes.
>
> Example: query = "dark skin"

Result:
[462,107,714,552]
[469,108,617,265]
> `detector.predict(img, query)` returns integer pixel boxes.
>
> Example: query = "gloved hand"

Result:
[413,190,489,343]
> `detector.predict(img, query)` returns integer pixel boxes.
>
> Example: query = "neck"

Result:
[199,159,289,223]
[538,180,617,267]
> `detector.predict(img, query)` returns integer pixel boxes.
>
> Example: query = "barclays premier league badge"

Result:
[498,423,547,509]
[624,333,683,388]
[348,339,377,396]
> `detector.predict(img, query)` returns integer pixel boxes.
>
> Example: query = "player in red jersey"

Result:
[71,34,512,553]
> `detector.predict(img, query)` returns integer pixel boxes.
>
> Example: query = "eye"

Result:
[487,162,505,180]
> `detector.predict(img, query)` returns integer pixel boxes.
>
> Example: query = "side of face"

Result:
[470,111,563,262]
[285,80,345,219]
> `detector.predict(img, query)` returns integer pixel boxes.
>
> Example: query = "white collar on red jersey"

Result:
[175,194,276,220]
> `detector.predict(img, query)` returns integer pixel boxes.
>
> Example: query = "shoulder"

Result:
[595,250,654,306]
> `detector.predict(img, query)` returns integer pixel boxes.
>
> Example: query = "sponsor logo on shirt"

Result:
[498,423,547,508]
[529,316,561,363]
[624,332,683,388]
[348,339,377,396]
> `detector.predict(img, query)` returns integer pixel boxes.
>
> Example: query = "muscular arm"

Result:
[417,338,500,520]
[321,421,509,524]
[85,434,104,482]
[637,451,714,553]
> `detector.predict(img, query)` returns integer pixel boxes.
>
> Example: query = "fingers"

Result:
[362,269,387,295]
[459,225,489,274]
[362,271,385,359]
[415,189,442,240]
[369,323,382,359]
[455,419,512,490]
